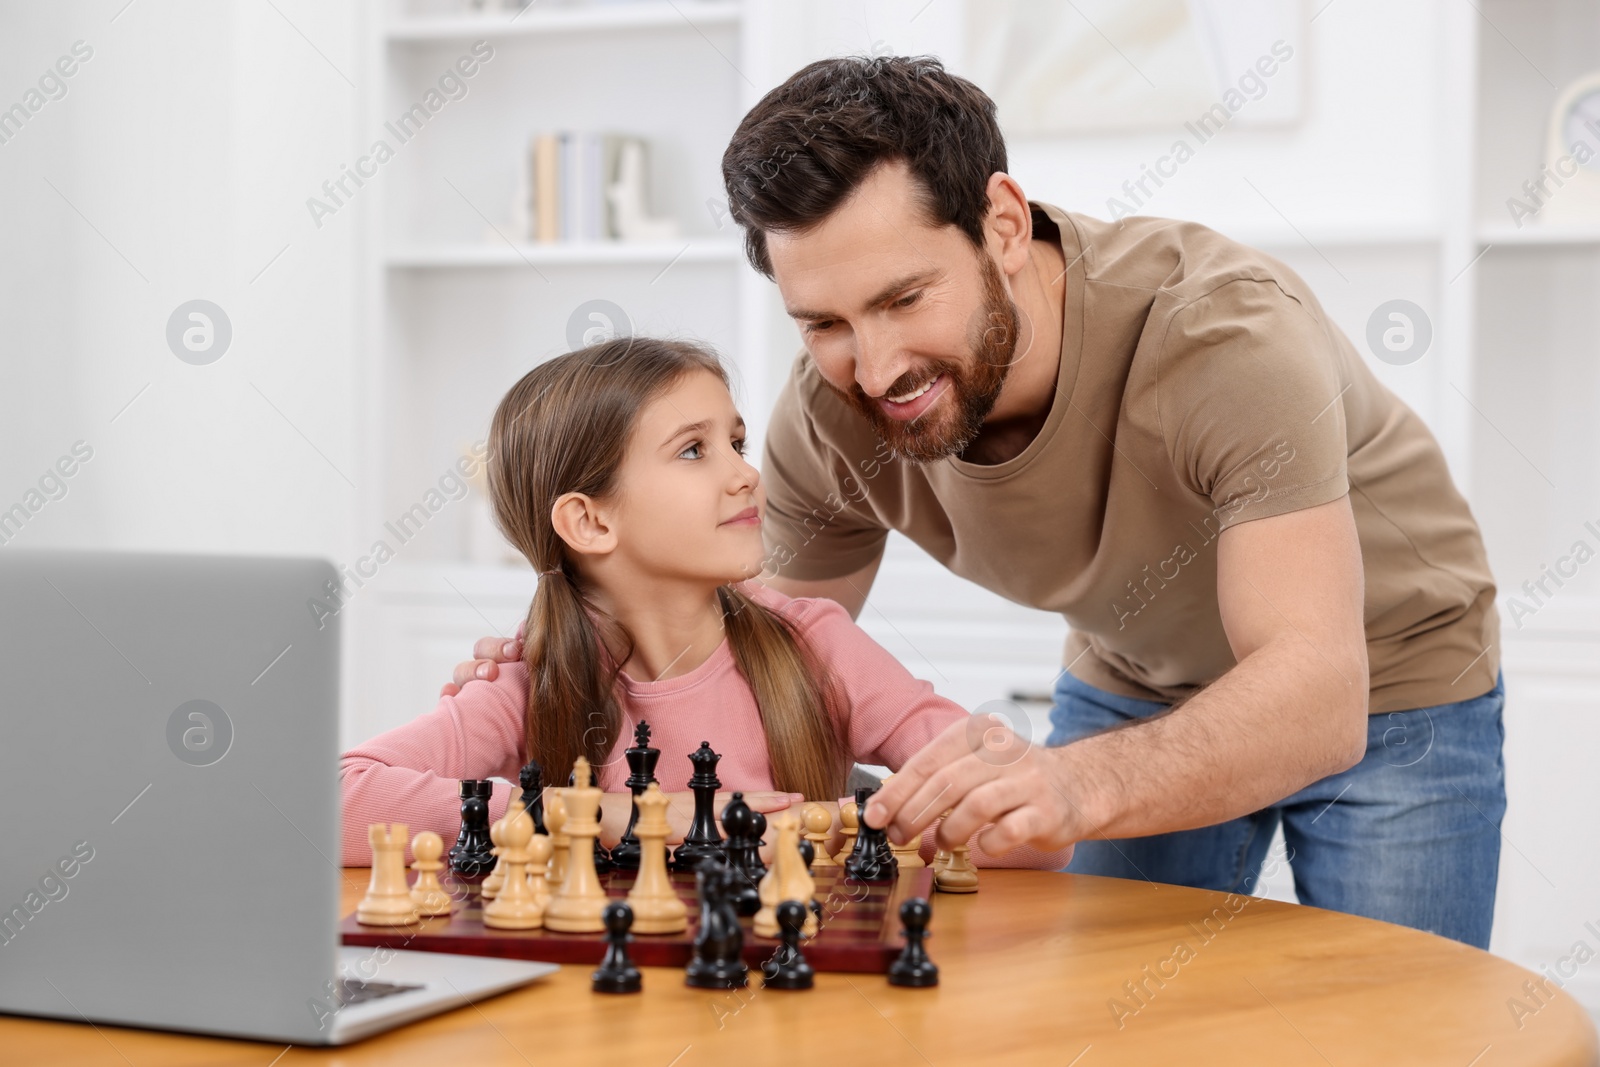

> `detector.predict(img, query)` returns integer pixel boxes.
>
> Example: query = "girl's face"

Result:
[608,369,767,584]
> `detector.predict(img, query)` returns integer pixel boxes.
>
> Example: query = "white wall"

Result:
[0,0,362,563]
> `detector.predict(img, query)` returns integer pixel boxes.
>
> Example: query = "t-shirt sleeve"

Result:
[760,353,891,581]
[337,665,529,865]
[1156,279,1351,532]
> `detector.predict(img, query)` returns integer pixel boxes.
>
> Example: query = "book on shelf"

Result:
[514,130,653,243]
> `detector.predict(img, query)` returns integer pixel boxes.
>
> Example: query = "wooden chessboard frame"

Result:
[341,866,935,974]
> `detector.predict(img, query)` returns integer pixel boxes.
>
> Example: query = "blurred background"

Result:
[2,0,1596,1016]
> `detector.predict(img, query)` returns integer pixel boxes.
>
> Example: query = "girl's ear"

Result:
[550,491,618,559]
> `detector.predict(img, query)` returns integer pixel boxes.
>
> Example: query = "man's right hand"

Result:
[441,622,525,697]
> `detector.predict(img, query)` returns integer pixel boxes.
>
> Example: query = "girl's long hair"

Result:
[486,337,848,801]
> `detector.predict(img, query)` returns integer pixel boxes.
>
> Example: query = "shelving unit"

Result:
[347,0,777,748]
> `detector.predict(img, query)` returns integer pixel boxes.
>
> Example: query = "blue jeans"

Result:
[1046,668,1507,949]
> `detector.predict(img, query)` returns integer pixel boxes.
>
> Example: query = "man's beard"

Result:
[833,251,1021,465]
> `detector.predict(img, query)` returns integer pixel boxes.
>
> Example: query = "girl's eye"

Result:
[731,437,747,455]
[678,441,703,460]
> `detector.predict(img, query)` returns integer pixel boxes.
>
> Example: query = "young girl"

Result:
[339,336,1071,872]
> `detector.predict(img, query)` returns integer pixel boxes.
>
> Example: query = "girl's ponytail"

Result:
[720,586,849,801]
[522,565,622,784]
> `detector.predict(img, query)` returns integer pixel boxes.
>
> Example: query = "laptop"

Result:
[0,550,556,1045]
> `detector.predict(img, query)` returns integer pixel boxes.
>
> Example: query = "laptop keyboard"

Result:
[332,977,424,1008]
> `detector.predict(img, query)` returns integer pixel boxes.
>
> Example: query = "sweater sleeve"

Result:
[782,592,1074,871]
[338,664,530,866]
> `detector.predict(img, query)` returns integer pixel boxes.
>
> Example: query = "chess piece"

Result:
[934,843,979,894]
[526,833,554,908]
[833,798,859,865]
[409,830,453,917]
[844,786,898,882]
[518,760,547,835]
[882,777,925,869]
[570,763,612,875]
[672,742,724,871]
[544,791,570,891]
[798,838,815,869]
[801,803,836,867]
[591,901,643,994]
[449,779,496,877]
[718,793,764,917]
[887,898,939,987]
[684,859,748,990]
[755,810,817,939]
[545,757,608,933]
[481,817,509,899]
[610,720,659,871]
[720,792,767,881]
[761,900,815,990]
[626,783,688,934]
[483,805,544,930]
[357,823,420,926]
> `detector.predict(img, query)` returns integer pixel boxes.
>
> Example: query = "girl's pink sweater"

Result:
[339,583,1073,871]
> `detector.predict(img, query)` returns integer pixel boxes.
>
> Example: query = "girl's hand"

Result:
[440,620,526,697]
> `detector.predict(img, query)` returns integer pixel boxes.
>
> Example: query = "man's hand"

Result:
[441,621,525,697]
[866,496,1369,854]
[865,714,1088,855]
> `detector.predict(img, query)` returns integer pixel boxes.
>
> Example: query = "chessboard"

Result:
[342,865,935,974]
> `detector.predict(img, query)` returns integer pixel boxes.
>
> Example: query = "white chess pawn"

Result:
[409,830,453,917]
[483,806,544,930]
[833,799,859,865]
[801,803,836,867]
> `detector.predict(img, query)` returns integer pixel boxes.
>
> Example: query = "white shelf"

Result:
[386,239,744,268]
[1476,222,1600,246]
[386,1,742,41]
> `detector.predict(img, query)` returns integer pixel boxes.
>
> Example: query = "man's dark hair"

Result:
[721,55,1008,279]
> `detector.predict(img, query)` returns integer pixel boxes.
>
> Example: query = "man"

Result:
[449,56,1506,948]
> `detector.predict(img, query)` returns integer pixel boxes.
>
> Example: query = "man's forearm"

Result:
[1055,636,1367,842]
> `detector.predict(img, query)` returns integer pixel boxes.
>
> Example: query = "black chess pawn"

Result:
[592,901,643,994]
[517,760,546,835]
[887,898,938,988]
[684,859,749,989]
[570,764,613,874]
[761,900,815,991]
[798,837,815,870]
[610,720,659,871]
[844,785,898,883]
[718,793,764,917]
[672,742,725,871]
[449,779,496,877]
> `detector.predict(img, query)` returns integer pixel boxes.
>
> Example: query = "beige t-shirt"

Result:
[761,201,1501,714]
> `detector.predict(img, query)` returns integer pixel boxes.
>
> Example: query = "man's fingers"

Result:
[473,635,521,662]
[451,658,498,688]
[933,774,1020,846]
[974,801,1052,857]
[865,716,989,830]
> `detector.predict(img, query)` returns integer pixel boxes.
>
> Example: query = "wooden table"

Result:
[4,869,1595,1066]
